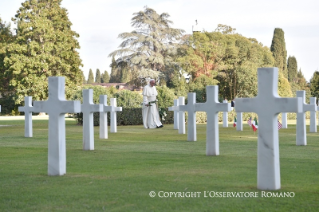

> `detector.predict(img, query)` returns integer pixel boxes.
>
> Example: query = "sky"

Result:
[1,0,319,81]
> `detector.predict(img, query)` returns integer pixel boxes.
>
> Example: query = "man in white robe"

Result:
[142,79,163,129]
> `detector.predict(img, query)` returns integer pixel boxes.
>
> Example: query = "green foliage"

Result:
[101,70,110,83]
[156,86,176,108]
[278,72,292,97]
[270,28,288,78]
[178,30,274,99]
[188,75,217,102]
[2,0,83,104]
[82,71,86,84]
[95,69,101,83]
[287,56,297,82]
[109,6,184,81]
[113,90,143,108]
[310,71,319,101]
[87,69,94,84]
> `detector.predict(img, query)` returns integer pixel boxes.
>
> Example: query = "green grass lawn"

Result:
[0,118,318,211]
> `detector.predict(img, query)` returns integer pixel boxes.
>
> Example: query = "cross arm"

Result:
[274,97,302,113]
[234,98,257,113]
[168,106,179,112]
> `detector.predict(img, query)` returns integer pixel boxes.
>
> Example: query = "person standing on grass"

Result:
[142,79,163,129]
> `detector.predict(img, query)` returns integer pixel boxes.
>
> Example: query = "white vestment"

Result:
[142,84,162,128]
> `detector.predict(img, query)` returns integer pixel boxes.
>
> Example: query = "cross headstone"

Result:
[110,98,122,133]
[178,97,186,134]
[18,96,34,137]
[168,99,179,130]
[33,77,81,176]
[281,113,287,128]
[196,86,231,155]
[223,100,228,127]
[99,95,109,139]
[179,93,197,141]
[81,89,103,150]
[236,112,243,131]
[0,105,1,112]
[296,91,316,145]
[309,97,317,133]
[235,67,302,190]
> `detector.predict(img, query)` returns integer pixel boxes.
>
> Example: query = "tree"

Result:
[310,71,319,101]
[109,6,184,81]
[177,29,274,100]
[0,17,16,114]
[102,70,110,83]
[287,56,297,82]
[3,0,83,104]
[87,69,94,84]
[82,71,86,84]
[270,28,288,78]
[95,69,101,83]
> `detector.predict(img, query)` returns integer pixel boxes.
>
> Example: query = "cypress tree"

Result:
[95,69,101,83]
[102,70,110,83]
[110,56,119,83]
[270,28,288,78]
[87,69,94,84]
[310,71,319,100]
[287,56,297,82]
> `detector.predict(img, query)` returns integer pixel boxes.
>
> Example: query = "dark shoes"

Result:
[156,125,164,128]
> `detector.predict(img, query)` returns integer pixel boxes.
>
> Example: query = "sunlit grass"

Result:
[0,118,318,211]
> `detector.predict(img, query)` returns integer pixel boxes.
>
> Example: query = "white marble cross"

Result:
[235,67,302,190]
[281,113,288,128]
[81,89,103,150]
[99,95,109,139]
[179,93,197,141]
[223,100,228,127]
[309,97,317,133]
[168,99,179,130]
[296,91,316,145]
[196,86,231,155]
[110,98,122,133]
[33,77,81,176]
[18,96,34,137]
[0,105,1,112]
[178,97,186,134]
[236,112,243,131]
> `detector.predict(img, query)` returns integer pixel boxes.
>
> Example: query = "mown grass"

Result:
[0,118,318,211]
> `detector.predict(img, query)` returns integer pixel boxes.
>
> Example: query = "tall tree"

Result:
[270,28,288,78]
[109,6,184,81]
[87,69,94,84]
[95,69,101,83]
[3,0,83,104]
[310,71,319,101]
[287,56,297,82]
[102,70,110,83]
[0,17,15,91]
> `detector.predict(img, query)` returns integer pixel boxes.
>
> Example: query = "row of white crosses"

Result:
[18,77,122,176]
[169,67,318,190]
[169,86,231,155]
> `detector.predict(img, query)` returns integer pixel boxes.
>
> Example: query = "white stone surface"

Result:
[168,99,179,130]
[236,112,243,131]
[99,95,108,139]
[178,97,186,134]
[281,113,287,128]
[81,89,103,150]
[296,91,316,145]
[179,93,197,141]
[33,77,81,176]
[196,86,231,156]
[110,98,122,133]
[309,97,317,133]
[223,100,228,127]
[18,96,34,137]
[235,67,302,190]
[0,105,1,112]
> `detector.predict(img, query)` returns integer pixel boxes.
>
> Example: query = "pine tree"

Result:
[287,56,297,82]
[102,70,110,83]
[3,0,83,103]
[87,69,94,84]
[109,6,184,77]
[270,28,288,78]
[95,69,101,83]
[82,71,86,84]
